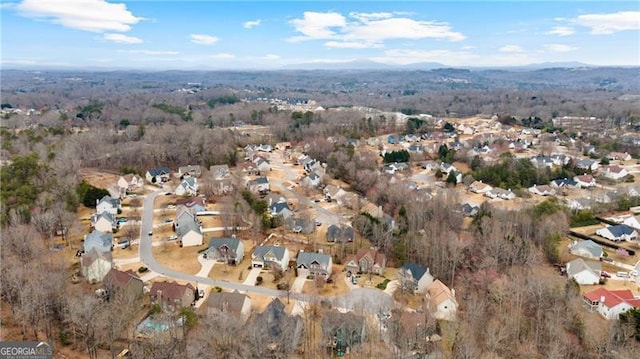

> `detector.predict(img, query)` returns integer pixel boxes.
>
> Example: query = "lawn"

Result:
[259,268,297,291]
[208,256,252,282]
[152,243,204,275]
[301,272,350,297]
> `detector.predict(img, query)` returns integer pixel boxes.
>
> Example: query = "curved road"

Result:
[138,189,394,314]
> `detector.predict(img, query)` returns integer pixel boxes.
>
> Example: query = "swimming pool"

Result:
[136,315,183,336]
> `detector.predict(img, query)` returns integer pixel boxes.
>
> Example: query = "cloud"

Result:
[288,11,465,47]
[545,26,575,36]
[209,53,235,60]
[16,0,142,32]
[243,19,261,29]
[103,33,142,44]
[324,41,382,49]
[122,50,179,56]
[499,45,524,53]
[190,34,219,45]
[370,49,478,66]
[574,11,640,34]
[247,54,280,61]
[544,44,578,52]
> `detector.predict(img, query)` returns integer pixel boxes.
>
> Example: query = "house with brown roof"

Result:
[345,248,386,276]
[425,280,458,321]
[149,281,195,312]
[117,174,144,197]
[602,165,629,180]
[574,175,597,188]
[103,268,143,301]
[200,291,252,322]
[469,180,492,194]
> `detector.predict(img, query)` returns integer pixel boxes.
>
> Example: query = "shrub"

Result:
[255,276,263,285]
[138,266,148,273]
[150,303,161,314]
[376,279,391,290]
[277,283,289,290]
[213,286,222,292]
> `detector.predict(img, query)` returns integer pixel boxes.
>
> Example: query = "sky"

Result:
[1,1,639,69]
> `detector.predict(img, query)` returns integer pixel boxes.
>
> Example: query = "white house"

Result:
[117,174,144,196]
[205,237,245,264]
[602,165,629,180]
[251,245,290,271]
[574,175,597,188]
[93,212,115,233]
[622,215,640,230]
[146,167,171,184]
[596,224,639,242]
[247,177,270,194]
[175,177,198,197]
[397,263,434,294]
[566,258,601,285]
[569,240,603,260]
[583,288,640,320]
[468,181,492,194]
[81,249,113,283]
[175,210,203,247]
[300,172,321,188]
[96,195,120,216]
[529,185,556,197]
[485,188,516,200]
[425,280,458,321]
[576,159,599,172]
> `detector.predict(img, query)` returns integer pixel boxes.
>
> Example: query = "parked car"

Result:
[168,235,178,241]
[116,217,128,223]
[601,271,611,278]
[148,231,153,236]
[616,271,629,278]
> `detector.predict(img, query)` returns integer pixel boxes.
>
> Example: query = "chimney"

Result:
[600,295,605,304]
[451,288,456,298]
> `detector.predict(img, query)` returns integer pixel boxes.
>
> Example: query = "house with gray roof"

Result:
[322,310,366,355]
[248,298,302,357]
[175,213,202,247]
[83,230,113,253]
[201,291,252,322]
[269,202,293,220]
[569,240,604,260]
[326,224,355,243]
[551,178,578,189]
[92,211,116,233]
[247,176,270,194]
[178,165,201,178]
[146,167,171,184]
[175,177,198,196]
[251,245,290,271]
[285,217,315,234]
[566,258,602,285]
[300,172,321,188]
[397,263,434,294]
[296,251,332,280]
[205,237,245,264]
[96,195,120,216]
[576,158,599,172]
[596,224,639,242]
[209,164,231,180]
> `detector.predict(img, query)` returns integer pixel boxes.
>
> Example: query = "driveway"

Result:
[291,276,307,293]
[242,267,262,286]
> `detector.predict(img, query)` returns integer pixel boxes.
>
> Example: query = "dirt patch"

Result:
[80,168,120,189]
[259,268,297,291]
[152,243,204,275]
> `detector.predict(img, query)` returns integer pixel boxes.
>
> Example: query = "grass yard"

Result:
[208,256,252,282]
[152,243,204,275]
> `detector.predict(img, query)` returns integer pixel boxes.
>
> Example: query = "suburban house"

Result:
[407,144,425,154]
[92,212,116,233]
[569,240,604,260]
[240,162,260,176]
[249,298,303,356]
[485,188,516,200]
[622,215,640,230]
[204,237,245,264]
[178,165,202,178]
[257,144,273,153]
[269,202,293,220]
[530,156,555,169]
[397,263,434,294]
[345,248,386,276]
[574,175,597,188]
[528,184,556,197]
[175,213,203,247]
[551,178,579,189]
[211,178,234,195]
[209,164,231,180]
[324,185,347,202]
[326,224,355,243]
[596,224,639,242]
[576,159,599,172]
[607,152,632,161]
[440,162,457,175]
[81,249,113,283]
[285,217,315,235]
[583,287,640,320]
[602,165,629,180]
[103,268,144,301]
[149,281,196,312]
[566,258,602,285]
[322,310,366,355]
[251,245,290,271]
[117,174,144,196]
[254,157,272,173]
[146,167,171,184]
[460,203,480,217]
[469,181,493,194]
[388,310,434,351]
[425,280,458,321]
[300,172,321,188]
[247,176,270,195]
[201,291,252,322]
[176,198,206,214]
[83,230,113,253]
[175,177,198,196]
[96,195,120,216]
[296,251,332,280]
[566,198,593,210]
[264,193,287,206]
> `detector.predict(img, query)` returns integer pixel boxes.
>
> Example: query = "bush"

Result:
[255,276,263,285]
[376,278,391,290]
[277,283,289,290]
[138,266,148,273]
[213,286,222,292]
[59,330,70,346]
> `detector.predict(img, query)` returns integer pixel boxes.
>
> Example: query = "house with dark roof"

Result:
[345,248,386,276]
[83,230,113,253]
[397,263,434,294]
[269,202,293,219]
[583,287,640,320]
[247,176,270,194]
[146,167,171,184]
[204,237,245,264]
[326,224,355,243]
[566,258,602,285]
[174,206,203,247]
[175,177,198,196]
[81,249,113,283]
[300,172,321,188]
[96,195,120,216]
[285,217,315,234]
[149,281,195,312]
[103,268,143,301]
[596,224,639,242]
[252,245,290,271]
[459,203,479,217]
[201,291,252,322]
[248,298,303,357]
[551,178,579,189]
[569,240,603,260]
[296,251,332,280]
[322,310,366,356]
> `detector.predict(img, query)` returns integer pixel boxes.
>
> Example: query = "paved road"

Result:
[138,188,396,314]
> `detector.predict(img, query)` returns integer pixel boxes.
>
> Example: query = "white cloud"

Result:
[574,11,640,34]
[243,19,261,29]
[190,34,219,45]
[499,45,524,53]
[545,26,575,36]
[17,0,142,32]
[288,11,465,47]
[209,53,235,60]
[103,33,142,44]
[544,44,578,52]
[324,41,382,49]
[122,50,179,56]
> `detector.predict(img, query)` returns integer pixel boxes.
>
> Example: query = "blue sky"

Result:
[1,1,638,69]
